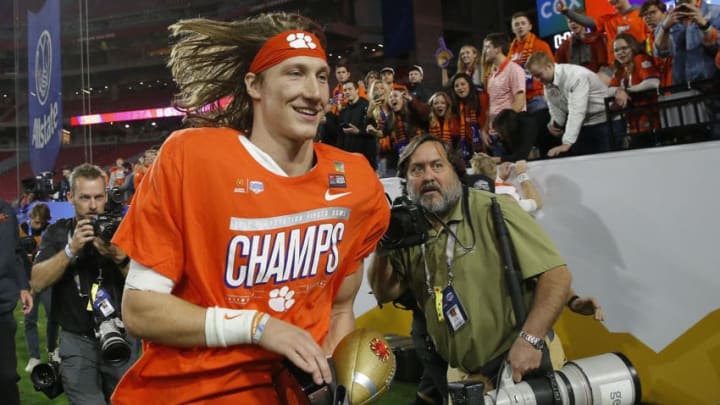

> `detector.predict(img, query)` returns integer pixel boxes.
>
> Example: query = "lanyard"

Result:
[420,186,475,296]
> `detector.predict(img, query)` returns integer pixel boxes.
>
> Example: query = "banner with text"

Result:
[27,0,62,175]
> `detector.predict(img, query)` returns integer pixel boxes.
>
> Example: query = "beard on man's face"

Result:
[408,177,462,217]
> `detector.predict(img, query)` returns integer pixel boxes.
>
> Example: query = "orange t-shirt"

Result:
[111,128,389,404]
[610,54,660,133]
[595,8,649,64]
[508,32,555,101]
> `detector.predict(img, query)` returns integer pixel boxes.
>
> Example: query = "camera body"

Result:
[378,195,430,250]
[95,316,131,364]
[92,286,132,364]
[20,235,38,254]
[90,187,125,242]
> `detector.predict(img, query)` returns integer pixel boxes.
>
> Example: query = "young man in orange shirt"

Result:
[508,11,554,113]
[111,12,390,404]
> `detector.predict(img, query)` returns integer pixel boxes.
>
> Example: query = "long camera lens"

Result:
[484,353,641,405]
[31,363,58,389]
[97,319,131,364]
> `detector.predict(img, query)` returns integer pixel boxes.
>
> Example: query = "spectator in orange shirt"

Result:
[609,33,661,147]
[108,158,127,188]
[558,0,650,65]
[508,11,554,113]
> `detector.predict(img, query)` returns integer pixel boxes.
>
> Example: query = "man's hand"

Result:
[258,317,332,386]
[482,130,491,148]
[548,143,572,157]
[498,162,513,181]
[662,7,682,30]
[70,219,95,256]
[555,0,568,13]
[93,238,127,264]
[675,2,706,26]
[569,296,606,321]
[547,122,564,137]
[507,336,543,383]
[614,88,631,109]
[342,123,360,135]
[514,160,527,174]
[20,289,33,315]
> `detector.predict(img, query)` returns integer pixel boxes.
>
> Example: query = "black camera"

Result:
[90,187,125,243]
[448,380,485,405]
[92,287,132,364]
[21,171,56,201]
[378,195,431,250]
[20,236,38,255]
[30,361,64,399]
[273,359,347,405]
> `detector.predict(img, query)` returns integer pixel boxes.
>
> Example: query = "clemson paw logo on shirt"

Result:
[268,286,296,312]
[286,32,317,50]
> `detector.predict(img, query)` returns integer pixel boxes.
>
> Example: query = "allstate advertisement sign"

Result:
[537,0,584,37]
[27,0,62,175]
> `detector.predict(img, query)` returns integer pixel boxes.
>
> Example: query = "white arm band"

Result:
[518,198,539,213]
[124,260,175,293]
[205,307,269,347]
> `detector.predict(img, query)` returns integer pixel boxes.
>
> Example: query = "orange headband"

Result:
[249,30,327,73]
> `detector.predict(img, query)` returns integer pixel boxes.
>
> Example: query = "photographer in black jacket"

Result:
[30,163,137,405]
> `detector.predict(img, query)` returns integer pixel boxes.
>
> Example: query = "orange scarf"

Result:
[510,33,536,66]
[458,102,479,145]
[429,115,457,143]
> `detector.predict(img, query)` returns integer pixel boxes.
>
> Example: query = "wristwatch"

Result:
[519,330,545,351]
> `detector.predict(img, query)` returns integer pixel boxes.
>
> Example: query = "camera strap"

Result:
[489,198,562,404]
[67,219,105,312]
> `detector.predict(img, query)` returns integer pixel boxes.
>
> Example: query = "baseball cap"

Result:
[409,65,424,75]
[380,66,395,75]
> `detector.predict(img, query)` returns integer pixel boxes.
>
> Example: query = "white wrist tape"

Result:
[204,307,257,347]
[516,173,530,183]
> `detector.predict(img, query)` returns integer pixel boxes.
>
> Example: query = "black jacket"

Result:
[0,200,28,314]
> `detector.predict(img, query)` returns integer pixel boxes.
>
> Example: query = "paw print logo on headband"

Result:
[286,32,317,50]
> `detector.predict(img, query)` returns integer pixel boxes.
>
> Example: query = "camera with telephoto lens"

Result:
[30,361,64,399]
[378,194,431,250]
[93,287,132,364]
[449,353,641,405]
[90,187,124,242]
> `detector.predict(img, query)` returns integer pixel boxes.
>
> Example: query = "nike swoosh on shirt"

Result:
[324,189,352,201]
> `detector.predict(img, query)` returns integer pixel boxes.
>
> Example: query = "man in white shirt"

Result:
[526,51,614,157]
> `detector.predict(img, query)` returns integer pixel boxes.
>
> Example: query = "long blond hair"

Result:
[168,13,325,132]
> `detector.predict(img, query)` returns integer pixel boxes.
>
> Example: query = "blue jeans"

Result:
[24,287,59,359]
[527,95,548,114]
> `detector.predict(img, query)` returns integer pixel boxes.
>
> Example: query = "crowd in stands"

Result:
[320,0,720,178]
